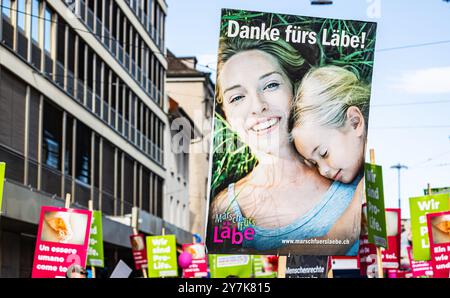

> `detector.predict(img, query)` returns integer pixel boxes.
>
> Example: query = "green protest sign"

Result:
[0,162,5,213]
[146,235,178,277]
[87,210,104,267]
[424,187,450,196]
[0,162,6,213]
[252,255,276,278]
[409,193,449,261]
[209,254,252,278]
[364,163,387,248]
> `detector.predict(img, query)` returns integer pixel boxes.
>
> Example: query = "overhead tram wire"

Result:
[4,5,450,65]
[0,5,216,73]
[6,6,450,104]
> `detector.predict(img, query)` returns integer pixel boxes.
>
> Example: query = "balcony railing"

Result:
[61,0,164,108]
[0,144,129,216]
[1,14,164,167]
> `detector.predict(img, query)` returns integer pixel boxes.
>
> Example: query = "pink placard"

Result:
[427,211,450,278]
[359,234,377,276]
[32,206,92,278]
[407,246,433,278]
[381,209,401,269]
[182,243,208,278]
[130,234,148,270]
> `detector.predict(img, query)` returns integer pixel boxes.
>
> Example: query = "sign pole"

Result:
[277,255,286,278]
[88,200,96,278]
[369,149,384,278]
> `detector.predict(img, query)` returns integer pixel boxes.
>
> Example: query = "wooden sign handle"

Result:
[65,193,71,209]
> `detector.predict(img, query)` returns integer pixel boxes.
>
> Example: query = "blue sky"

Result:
[165,0,450,218]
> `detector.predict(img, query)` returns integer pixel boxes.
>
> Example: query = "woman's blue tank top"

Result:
[227,176,361,256]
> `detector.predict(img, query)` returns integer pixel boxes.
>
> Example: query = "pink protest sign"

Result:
[32,206,92,278]
[182,243,208,278]
[427,211,450,278]
[130,234,148,270]
[381,209,401,269]
[407,246,433,278]
[359,234,377,276]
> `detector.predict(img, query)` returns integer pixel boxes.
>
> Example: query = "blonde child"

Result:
[289,65,370,184]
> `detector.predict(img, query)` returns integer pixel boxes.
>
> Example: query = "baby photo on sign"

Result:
[41,211,88,245]
[205,9,377,256]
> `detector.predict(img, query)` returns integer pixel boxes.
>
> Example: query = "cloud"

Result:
[394,67,450,94]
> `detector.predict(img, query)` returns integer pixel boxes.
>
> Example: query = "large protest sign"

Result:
[87,210,104,267]
[381,208,401,268]
[409,193,449,260]
[427,211,450,278]
[32,206,92,278]
[206,8,376,256]
[209,254,252,278]
[182,243,208,278]
[364,163,387,248]
[146,235,178,277]
[286,255,328,278]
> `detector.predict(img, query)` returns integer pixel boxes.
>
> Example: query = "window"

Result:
[44,8,52,53]
[17,0,26,30]
[56,20,65,63]
[65,115,73,176]
[102,139,114,195]
[31,0,40,43]
[75,122,91,184]
[2,0,11,19]
[141,168,150,212]
[123,154,134,213]
[42,101,62,170]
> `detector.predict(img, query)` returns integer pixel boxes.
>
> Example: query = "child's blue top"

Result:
[226,175,362,256]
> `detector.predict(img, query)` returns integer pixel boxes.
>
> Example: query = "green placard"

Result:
[87,210,104,267]
[0,162,5,213]
[364,163,388,248]
[424,187,450,196]
[252,255,276,278]
[409,193,449,261]
[146,235,178,277]
[209,254,252,278]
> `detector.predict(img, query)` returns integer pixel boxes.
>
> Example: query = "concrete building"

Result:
[165,97,199,232]
[166,50,214,237]
[0,0,192,277]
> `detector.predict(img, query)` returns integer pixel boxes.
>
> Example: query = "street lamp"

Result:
[390,163,408,211]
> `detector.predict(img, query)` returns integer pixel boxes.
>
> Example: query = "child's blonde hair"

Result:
[289,65,370,133]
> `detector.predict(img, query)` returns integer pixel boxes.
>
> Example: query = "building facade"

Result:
[0,0,192,277]
[166,51,214,237]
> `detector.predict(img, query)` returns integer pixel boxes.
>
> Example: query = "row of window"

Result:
[0,67,164,217]
[1,1,166,165]
[123,0,165,50]
[61,0,166,102]
[1,0,166,108]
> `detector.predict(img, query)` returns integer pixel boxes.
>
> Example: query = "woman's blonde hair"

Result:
[215,37,307,106]
[289,65,370,132]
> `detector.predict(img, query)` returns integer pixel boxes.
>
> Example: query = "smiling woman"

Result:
[205,9,377,256]
[206,37,361,256]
